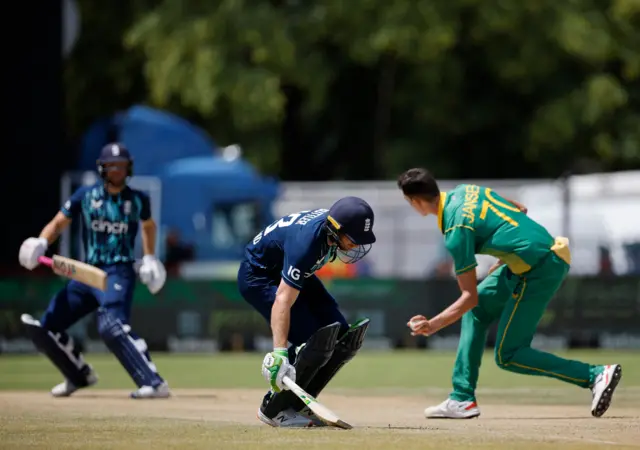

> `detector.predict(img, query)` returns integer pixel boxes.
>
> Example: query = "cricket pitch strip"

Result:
[0,389,638,449]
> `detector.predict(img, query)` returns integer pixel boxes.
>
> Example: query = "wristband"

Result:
[273,348,288,357]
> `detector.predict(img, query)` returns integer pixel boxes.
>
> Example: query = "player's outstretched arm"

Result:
[410,270,479,336]
[141,218,157,257]
[432,270,479,330]
[19,188,82,270]
[275,237,315,346]
[409,222,481,336]
[262,237,315,391]
[261,280,300,393]
[19,212,72,271]
[40,212,72,245]
[271,280,300,348]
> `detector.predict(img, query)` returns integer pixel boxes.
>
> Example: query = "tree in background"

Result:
[65,0,640,180]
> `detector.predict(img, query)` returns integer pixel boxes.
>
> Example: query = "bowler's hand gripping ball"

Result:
[408,317,430,335]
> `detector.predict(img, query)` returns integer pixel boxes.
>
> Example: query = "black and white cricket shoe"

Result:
[591,364,622,417]
[51,368,98,398]
[257,407,315,428]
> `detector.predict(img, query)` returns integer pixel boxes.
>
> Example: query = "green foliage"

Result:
[66,0,640,178]
[64,1,157,140]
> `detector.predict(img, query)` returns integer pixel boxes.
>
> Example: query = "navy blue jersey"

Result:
[61,183,151,266]
[245,208,337,289]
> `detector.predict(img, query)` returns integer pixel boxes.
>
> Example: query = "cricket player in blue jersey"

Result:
[18,143,170,399]
[237,197,376,427]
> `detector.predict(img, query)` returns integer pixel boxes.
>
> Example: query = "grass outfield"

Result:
[1,350,638,449]
[1,349,639,390]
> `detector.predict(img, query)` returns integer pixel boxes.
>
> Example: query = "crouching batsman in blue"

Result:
[238,197,376,427]
[18,143,170,399]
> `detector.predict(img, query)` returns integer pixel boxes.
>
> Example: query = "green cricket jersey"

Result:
[438,184,569,276]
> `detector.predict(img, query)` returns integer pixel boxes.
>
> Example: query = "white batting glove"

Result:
[19,237,48,270]
[138,255,167,294]
[261,348,296,393]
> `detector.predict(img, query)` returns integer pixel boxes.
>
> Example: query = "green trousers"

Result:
[450,251,600,403]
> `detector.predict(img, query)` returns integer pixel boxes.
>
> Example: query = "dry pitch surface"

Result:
[2,351,639,449]
[1,388,638,450]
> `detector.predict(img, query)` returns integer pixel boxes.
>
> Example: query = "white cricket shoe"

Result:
[591,364,622,417]
[130,381,171,399]
[299,406,329,427]
[424,398,481,419]
[257,407,315,428]
[51,371,98,397]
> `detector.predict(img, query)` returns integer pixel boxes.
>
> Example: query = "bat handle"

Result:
[38,256,53,267]
[282,375,297,391]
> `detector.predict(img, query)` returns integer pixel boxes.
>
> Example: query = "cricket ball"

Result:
[409,319,423,332]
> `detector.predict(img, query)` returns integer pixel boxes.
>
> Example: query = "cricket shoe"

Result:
[257,408,315,428]
[131,381,171,399]
[424,398,481,419]
[51,368,98,397]
[591,364,622,417]
[299,406,329,427]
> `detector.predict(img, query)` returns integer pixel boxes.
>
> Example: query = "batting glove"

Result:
[261,348,296,393]
[139,255,167,294]
[19,237,48,270]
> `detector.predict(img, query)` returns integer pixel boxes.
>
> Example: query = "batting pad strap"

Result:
[261,322,342,419]
[96,308,162,388]
[303,318,370,399]
[21,314,92,387]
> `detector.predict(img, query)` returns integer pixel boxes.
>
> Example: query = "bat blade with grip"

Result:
[38,256,53,267]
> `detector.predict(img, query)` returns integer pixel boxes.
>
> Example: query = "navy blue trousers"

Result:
[38,263,163,388]
[41,263,136,331]
[237,260,348,348]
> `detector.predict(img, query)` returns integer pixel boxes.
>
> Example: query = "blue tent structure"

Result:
[78,105,217,174]
[158,156,279,260]
[78,105,280,261]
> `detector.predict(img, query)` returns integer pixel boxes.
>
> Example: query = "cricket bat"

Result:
[38,255,108,291]
[282,375,353,429]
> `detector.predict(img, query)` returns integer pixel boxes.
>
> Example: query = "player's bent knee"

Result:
[304,318,370,397]
[95,309,151,359]
[96,308,126,342]
[293,322,342,386]
[494,344,520,370]
[96,308,161,387]
[335,318,370,358]
[38,309,68,334]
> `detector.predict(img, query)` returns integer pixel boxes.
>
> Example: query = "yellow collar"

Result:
[437,192,447,233]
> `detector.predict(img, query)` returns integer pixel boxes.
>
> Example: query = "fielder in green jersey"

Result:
[397,168,622,419]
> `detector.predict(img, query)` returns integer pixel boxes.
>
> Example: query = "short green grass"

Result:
[1,349,638,393]
[1,350,638,450]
